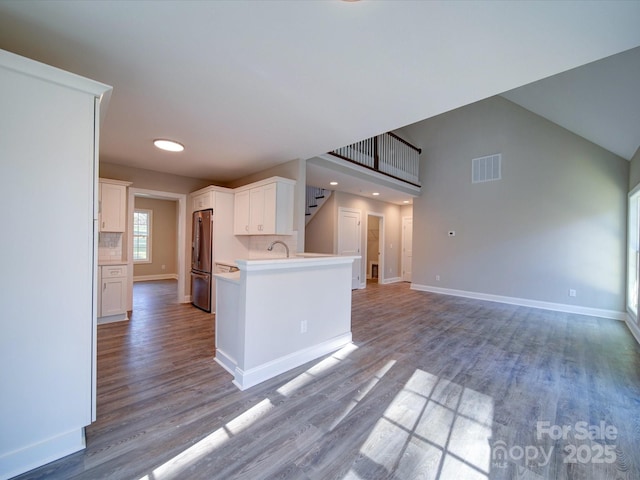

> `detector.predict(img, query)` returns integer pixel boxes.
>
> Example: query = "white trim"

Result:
[625,314,640,345]
[133,274,179,282]
[365,211,385,285]
[410,284,626,321]
[0,427,85,480]
[97,312,128,325]
[132,208,153,264]
[382,277,403,285]
[214,349,237,376]
[401,216,413,282]
[338,206,362,289]
[227,333,352,391]
[129,188,187,308]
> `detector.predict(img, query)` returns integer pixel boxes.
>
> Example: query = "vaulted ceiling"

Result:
[1,1,639,185]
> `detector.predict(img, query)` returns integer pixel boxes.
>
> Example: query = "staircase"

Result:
[305,186,332,225]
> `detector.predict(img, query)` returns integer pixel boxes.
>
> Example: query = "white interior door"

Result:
[402,216,413,282]
[338,207,361,289]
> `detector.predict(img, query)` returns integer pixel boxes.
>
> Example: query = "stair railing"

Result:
[329,132,421,187]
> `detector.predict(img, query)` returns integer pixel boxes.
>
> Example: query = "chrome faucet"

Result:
[267,240,290,258]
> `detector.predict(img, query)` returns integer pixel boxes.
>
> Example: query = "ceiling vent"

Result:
[472,153,501,184]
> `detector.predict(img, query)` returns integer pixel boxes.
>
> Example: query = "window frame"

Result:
[133,208,153,264]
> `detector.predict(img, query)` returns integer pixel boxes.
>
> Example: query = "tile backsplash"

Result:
[98,232,123,261]
[248,232,298,259]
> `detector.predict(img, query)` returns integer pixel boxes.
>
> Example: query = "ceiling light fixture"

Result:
[330,181,338,186]
[154,139,184,152]
[403,200,410,204]
[372,192,380,196]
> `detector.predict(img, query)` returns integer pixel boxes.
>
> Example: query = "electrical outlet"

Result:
[161,264,166,270]
[436,275,440,281]
[569,289,577,297]
[300,320,308,334]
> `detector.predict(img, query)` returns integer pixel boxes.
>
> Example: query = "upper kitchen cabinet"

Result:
[0,49,111,479]
[99,178,130,232]
[192,189,214,211]
[234,177,295,235]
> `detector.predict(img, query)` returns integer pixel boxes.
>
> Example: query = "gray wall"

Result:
[100,161,215,193]
[305,192,336,254]
[400,96,629,311]
[305,191,404,281]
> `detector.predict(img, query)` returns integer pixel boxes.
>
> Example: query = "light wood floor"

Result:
[13,281,640,480]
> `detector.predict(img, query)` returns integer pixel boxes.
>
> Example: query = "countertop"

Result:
[98,260,128,266]
[235,254,359,272]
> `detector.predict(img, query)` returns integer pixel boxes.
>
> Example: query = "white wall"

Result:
[0,50,110,479]
[400,96,629,312]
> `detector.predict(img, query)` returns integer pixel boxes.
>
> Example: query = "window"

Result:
[133,209,152,263]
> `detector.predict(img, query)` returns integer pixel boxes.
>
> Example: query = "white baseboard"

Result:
[410,283,626,321]
[0,428,85,480]
[133,274,178,282]
[625,314,640,345]
[97,312,129,325]
[229,332,352,391]
[214,349,237,376]
[382,276,402,285]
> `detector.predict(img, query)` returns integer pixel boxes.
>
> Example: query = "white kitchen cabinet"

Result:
[99,179,129,232]
[233,189,251,234]
[0,49,111,479]
[234,177,295,235]
[192,190,213,211]
[98,265,128,320]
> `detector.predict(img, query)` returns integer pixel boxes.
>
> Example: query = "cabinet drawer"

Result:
[102,265,127,278]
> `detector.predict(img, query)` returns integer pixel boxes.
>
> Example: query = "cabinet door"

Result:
[100,183,126,232]
[249,187,265,234]
[234,190,250,235]
[260,183,277,234]
[101,277,126,316]
[193,191,213,212]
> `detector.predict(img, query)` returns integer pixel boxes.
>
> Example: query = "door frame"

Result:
[365,212,385,285]
[337,206,363,289]
[128,188,187,306]
[401,216,413,283]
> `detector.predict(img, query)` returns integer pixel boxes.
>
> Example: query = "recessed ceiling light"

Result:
[330,181,338,186]
[154,139,184,152]
[372,192,380,196]
[403,200,410,204]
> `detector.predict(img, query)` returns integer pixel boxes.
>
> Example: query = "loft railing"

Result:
[329,132,421,187]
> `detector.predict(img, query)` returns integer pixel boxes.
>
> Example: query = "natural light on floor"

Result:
[344,369,493,479]
[139,347,494,479]
[140,344,358,480]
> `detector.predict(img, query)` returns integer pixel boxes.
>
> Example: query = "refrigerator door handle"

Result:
[195,216,202,265]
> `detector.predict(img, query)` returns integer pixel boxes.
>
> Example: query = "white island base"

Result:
[214,254,356,390]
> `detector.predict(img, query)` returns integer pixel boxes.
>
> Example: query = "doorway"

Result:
[128,188,187,310]
[366,213,384,285]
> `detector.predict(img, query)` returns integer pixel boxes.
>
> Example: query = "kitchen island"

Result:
[214,254,356,390]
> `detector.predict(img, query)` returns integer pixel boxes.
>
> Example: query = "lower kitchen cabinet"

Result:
[98,264,128,322]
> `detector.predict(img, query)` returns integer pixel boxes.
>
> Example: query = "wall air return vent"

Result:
[472,153,501,184]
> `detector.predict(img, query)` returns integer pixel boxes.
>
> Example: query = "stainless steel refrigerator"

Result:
[191,209,213,312]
